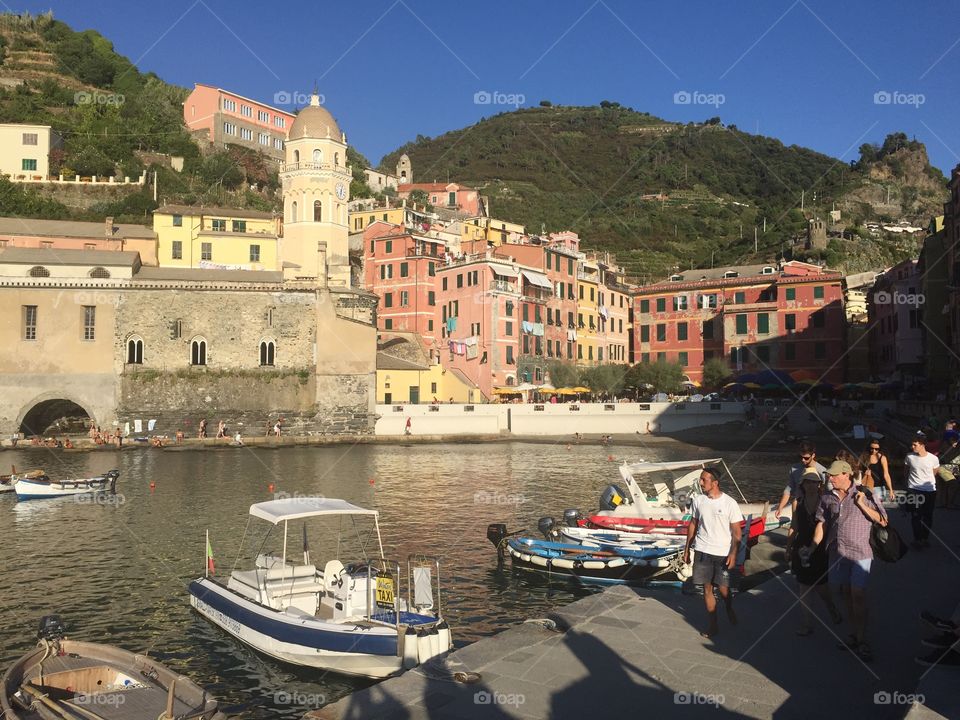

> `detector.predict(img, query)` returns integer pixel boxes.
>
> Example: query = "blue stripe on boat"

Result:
[188,580,398,656]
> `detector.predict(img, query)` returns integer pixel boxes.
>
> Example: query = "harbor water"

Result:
[0,440,786,717]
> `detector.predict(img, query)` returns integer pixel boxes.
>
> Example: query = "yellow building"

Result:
[376,332,478,403]
[576,259,600,364]
[350,205,407,234]
[153,205,279,270]
[460,216,525,245]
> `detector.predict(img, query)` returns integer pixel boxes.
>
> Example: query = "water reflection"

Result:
[0,441,786,717]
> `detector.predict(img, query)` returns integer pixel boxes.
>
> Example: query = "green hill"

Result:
[0,11,283,223]
[381,105,947,280]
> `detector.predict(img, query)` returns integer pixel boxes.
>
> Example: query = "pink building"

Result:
[0,216,157,265]
[363,222,444,343]
[493,240,580,365]
[183,84,296,163]
[397,183,482,216]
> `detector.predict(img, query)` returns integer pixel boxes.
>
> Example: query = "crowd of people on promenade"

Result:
[684,424,960,668]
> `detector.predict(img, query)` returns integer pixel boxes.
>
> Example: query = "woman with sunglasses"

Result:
[860,441,894,502]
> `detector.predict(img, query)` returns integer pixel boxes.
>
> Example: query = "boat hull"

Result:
[506,537,684,585]
[1,639,224,720]
[583,514,768,544]
[189,578,409,679]
[13,472,117,501]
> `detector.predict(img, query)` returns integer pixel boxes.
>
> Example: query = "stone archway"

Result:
[18,397,94,437]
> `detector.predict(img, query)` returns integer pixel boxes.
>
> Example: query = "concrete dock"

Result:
[308,509,960,719]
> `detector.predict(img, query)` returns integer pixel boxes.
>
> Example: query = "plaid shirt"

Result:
[815,487,887,561]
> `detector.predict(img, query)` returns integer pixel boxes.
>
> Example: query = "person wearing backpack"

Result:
[804,460,888,662]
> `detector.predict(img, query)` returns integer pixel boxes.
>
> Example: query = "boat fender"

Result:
[426,626,441,659]
[552,558,575,570]
[436,620,452,651]
[607,558,626,568]
[416,628,430,664]
[531,555,548,567]
[581,560,605,570]
[402,627,419,669]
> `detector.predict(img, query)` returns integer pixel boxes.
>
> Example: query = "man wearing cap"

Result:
[905,434,939,547]
[807,459,887,662]
[684,467,743,639]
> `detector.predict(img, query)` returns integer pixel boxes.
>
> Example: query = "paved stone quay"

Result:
[308,509,960,720]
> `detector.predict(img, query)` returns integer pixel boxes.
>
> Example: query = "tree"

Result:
[408,189,431,210]
[581,364,628,395]
[702,358,731,391]
[547,360,579,388]
[539,100,552,107]
[626,359,684,394]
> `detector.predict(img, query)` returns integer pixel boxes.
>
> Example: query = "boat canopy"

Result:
[620,459,723,475]
[249,498,379,525]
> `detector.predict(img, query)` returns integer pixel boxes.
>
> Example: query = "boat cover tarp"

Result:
[250,498,378,524]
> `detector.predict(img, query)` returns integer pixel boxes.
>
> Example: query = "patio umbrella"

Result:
[743,382,762,390]
[538,383,556,391]
[492,387,522,395]
[554,388,578,395]
[573,386,591,393]
[790,369,818,382]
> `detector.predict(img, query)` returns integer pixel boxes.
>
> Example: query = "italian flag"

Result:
[206,535,215,574]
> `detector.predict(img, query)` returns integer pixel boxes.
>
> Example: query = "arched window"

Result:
[29,266,50,277]
[291,201,297,222]
[191,338,207,366]
[313,149,322,163]
[400,170,407,180]
[89,267,110,278]
[313,200,322,222]
[334,152,339,167]
[259,340,276,366]
[293,149,300,163]
[126,336,143,364]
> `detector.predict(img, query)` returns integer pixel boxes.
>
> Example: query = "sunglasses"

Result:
[800,455,813,461]
[870,446,880,450]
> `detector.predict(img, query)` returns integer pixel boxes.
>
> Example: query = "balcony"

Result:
[523,294,548,305]
[490,280,519,294]
[282,161,350,174]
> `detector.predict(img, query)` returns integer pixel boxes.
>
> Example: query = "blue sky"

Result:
[13,0,960,174]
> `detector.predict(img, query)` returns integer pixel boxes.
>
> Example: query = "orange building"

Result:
[0,217,157,265]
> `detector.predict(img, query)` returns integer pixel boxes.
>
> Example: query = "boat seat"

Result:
[323,560,346,595]
[652,482,670,502]
[263,563,317,582]
[283,605,314,619]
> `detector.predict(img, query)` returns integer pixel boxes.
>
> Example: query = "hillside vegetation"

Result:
[381,105,947,279]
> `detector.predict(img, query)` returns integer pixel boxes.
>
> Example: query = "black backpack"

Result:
[866,494,908,562]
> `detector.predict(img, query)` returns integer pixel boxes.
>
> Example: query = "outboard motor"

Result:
[37,615,66,642]
[563,509,583,527]
[674,489,691,509]
[487,523,508,561]
[538,517,560,541]
[599,484,629,512]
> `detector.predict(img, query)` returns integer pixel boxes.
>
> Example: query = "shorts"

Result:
[692,551,731,587]
[828,555,872,589]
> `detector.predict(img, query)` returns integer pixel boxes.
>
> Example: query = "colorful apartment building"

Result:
[363,222,445,343]
[0,123,62,180]
[0,217,157,265]
[869,259,924,382]
[461,216,525,245]
[634,261,846,384]
[153,205,279,270]
[397,183,482,216]
[183,84,295,163]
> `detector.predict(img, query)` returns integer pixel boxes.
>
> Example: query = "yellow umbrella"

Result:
[554,388,579,395]
[573,386,591,393]
[492,387,522,395]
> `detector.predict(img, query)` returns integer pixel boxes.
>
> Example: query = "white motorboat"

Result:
[2,615,226,720]
[593,458,769,521]
[188,497,452,679]
[13,470,119,500]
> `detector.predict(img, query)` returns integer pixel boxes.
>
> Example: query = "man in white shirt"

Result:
[905,433,939,548]
[684,467,744,638]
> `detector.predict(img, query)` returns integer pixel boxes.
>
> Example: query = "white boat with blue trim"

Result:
[13,470,119,500]
[188,497,452,679]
